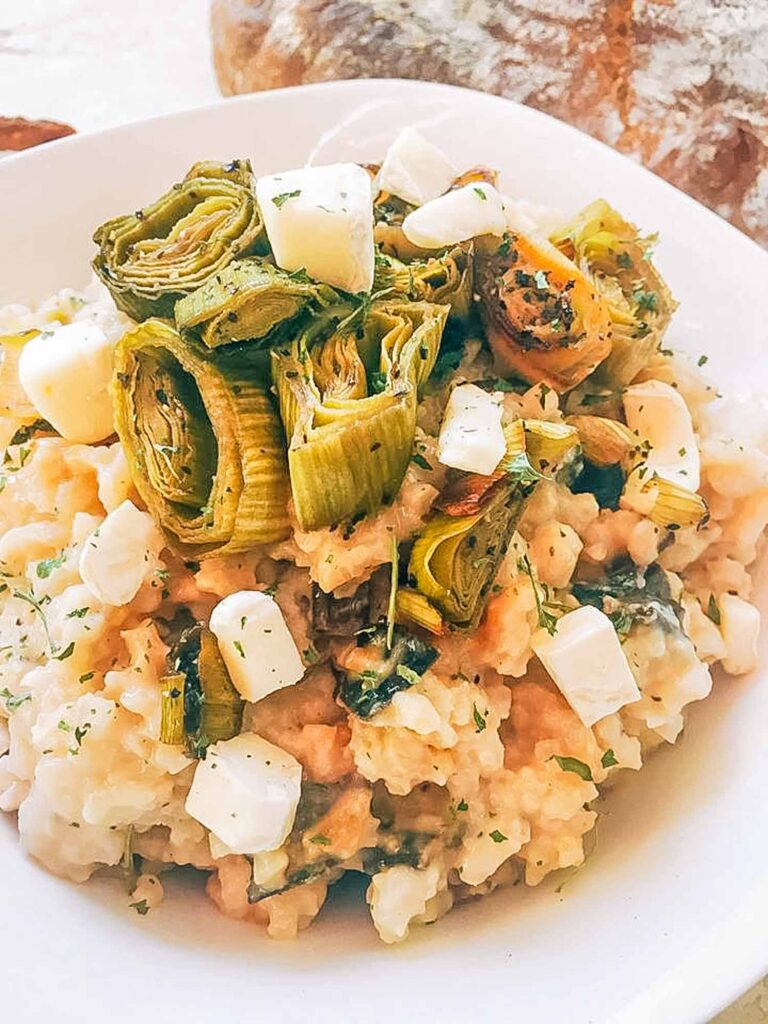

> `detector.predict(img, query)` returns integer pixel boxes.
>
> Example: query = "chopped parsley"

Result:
[0,687,31,711]
[518,555,558,635]
[410,453,432,472]
[272,189,301,208]
[129,899,150,916]
[309,834,331,846]
[53,641,75,661]
[456,799,468,812]
[705,594,721,626]
[489,829,508,844]
[36,551,66,579]
[601,749,619,769]
[697,354,709,367]
[473,186,487,201]
[67,607,89,619]
[472,703,487,733]
[632,289,658,313]
[550,755,594,782]
[233,640,246,658]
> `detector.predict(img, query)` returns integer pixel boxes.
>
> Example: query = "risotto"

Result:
[0,129,764,943]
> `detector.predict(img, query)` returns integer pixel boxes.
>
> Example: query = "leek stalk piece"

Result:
[173,624,243,754]
[93,160,263,320]
[174,258,339,348]
[273,299,448,531]
[637,473,709,530]
[159,672,186,745]
[394,588,444,635]
[409,480,526,627]
[522,419,580,472]
[112,319,290,557]
[550,200,676,387]
[475,232,613,392]
[372,245,473,320]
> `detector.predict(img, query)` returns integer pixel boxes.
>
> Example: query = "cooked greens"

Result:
[93,160,263,320]
[336,624,438,718]
[112,319,290,556]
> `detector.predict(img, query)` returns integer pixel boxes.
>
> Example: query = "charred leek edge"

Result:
[159,672,186,745]
[641,474,709,529]
[394,588,444,635]
[372,244,473,320]
[174,258,340,349]
[409,481,526,627]
[0,330,38,420]
[551,199,676,388]
[112,319,290,557]
[273,300,448,531]
[522,419,580,472]
[566,414,640,467]
[93,159,264,320]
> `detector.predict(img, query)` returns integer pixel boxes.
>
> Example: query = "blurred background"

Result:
[2,0,766,247]
[0,2,767,1019]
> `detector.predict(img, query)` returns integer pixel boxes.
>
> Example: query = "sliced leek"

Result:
[159,672,186,745]
[624,468,708,529]
[174,258,339,348]
[112,319,290,557]
[395,587,444,636]
[93,159,263,320]
[273,299,448,531]
[409,480,526,627]
[551,199,676,387]
[522,419,579,472]
[372,244,473,320]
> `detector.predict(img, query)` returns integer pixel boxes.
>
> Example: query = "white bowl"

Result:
[1,79,767,1024]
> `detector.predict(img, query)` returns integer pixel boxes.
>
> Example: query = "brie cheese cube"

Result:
[185,733,302,855]
[378,127,457,207]
[531,605,641,727]
[623,380,700,490]
[79,500,164,606]
[256,163,374,294]
[401,182,506,249]
[18,320,115,443]
[718,594,760,675]
[437,383,506,475]
[209,590,305,703]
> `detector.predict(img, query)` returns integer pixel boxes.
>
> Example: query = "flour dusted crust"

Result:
[211,0,768,246]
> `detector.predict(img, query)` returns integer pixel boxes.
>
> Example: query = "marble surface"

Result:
[1,2,765,1020]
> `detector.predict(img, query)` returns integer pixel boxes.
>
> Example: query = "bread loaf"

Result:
[210,0,768,246]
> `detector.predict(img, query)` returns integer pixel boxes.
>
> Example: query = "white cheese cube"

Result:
[718,594,760,675]
[367,864,441,944]
[401,182,506,249]
[437,383,506,476]
[79,500,164,606]
[209,590,305,704]
[531,605,641,726]
[18,320,115,443]
[623,380,700,490]
[185,733,302,855]
[256,163,374,294]
[378,127,457,207]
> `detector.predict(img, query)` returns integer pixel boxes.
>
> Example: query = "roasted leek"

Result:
[273,300,448,532]
[551,200,676,387]
[475,232,613,392]
[175,258,339,348]
[112,319,290,557]
[93,160,263,320]
[170,623,243,753]
[372,245,473,320]
[410,480,526,627]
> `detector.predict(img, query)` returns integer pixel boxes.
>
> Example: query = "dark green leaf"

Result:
[601,748,619,768]
[550,755,594,782]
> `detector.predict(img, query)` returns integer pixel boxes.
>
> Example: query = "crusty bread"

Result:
[0,116,75,151]
[210,0,768,246]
